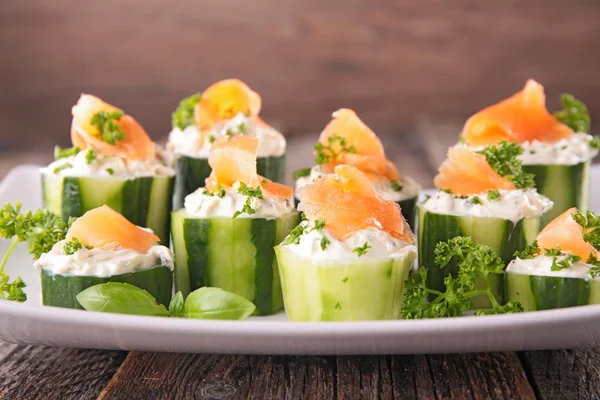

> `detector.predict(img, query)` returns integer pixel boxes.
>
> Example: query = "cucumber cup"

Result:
[171,208,300,315]
[276,244,416,321]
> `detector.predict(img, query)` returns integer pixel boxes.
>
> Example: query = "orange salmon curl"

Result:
[461,79,573,146]
[298,165,414,242]
[204,136,293,199]
[434,147,515,196]
[71,94,155,160]
[316,109,399,181]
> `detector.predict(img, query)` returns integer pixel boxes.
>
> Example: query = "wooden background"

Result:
[1,0,600,152]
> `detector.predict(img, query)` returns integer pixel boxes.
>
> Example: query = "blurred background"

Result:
[1,0,599,156]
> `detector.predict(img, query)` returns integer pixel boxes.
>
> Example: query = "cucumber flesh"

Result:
[275,246,416,321]
[41,266,173,309]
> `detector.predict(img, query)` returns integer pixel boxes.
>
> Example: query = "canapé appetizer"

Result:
[294,109,420,228]
[277,164,416,321]
[35,206,174,309]
[418,142,553,307]
[168,79,286,209]
[460,79,598,221]
[171,136,298,315]
[507,208,600,311]
[42,95,175,243]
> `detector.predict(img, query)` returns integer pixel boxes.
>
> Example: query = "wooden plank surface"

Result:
[2,0,600,151]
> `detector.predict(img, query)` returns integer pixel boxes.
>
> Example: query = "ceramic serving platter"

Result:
[1,164,600,355]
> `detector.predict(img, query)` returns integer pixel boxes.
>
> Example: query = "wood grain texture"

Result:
[0,342,126,400]
[99,352,535,399]
[1,0,600,151]
[521,347,600,400]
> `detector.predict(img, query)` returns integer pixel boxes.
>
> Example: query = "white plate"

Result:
[1,165,600,355]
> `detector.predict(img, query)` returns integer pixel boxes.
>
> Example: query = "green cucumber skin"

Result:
[41,173,174,244]
[506,272,600,311]
[523,161,589,223]
[173,154,286,210]
[41,266,173,309]
[417,207,542,308]
[171,209,300,315]
[294,196,418,231]
[275,246,416,321]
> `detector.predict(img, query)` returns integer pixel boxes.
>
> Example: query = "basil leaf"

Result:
[76,282,169,317]
[183,287,256,320]
[169,291,185,317]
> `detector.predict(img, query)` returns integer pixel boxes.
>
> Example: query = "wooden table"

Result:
[1,127,600,399]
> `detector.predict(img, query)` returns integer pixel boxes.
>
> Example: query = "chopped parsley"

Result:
[402,237,523,318]
[477,141,535,189]
[53,163,72,174]
[85,148,96,164]
[572,210,600,250]
[551,253,581,272]
[353,242,371,257]
[587,255,600,278]
[226,129,234,137]
[282,225,306,245]
[63,237,92,255]
[441,188,453,194]
[335,302,341,310]
[487,190,501,201]
[320,236,330,251]
[172,93,201,130]
[208,135,216,143]
[589,136,600,150]
[313,220,326,231]
[54,146,80,160]
[90,110,126,145]
[314,134,356,165]
[471,196,482,205]
[237,182,263,199]
[238,123,247,134]
[202,185,226,198]
[544,248,562,257]
[292,167,312,181]
[233,198,256,219]
[513,241,541,259]
[106,168,114,176]
[390,180,403,192]
[553,94,590,133]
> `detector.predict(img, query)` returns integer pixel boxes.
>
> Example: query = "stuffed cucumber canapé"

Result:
[34,206,174,309]
[507,208,600,311]
[418,142,553,308]
[171,136,298,316]
[168,79,286,209]
[460,79,599,221]
[294,109,420,229]
[41,94,175,244]
[277,164,417,321]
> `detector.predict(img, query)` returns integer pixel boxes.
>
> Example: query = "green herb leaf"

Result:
[85,148,96,164]
[477,141,535,189]
[487,190,501,201]
[208,135,216,143]
[238,122,247,134]
[237,182,263,199]
[553,94,590,133]
[54,146,80,160]
[90,110,126,145]
[353,242,371,257]
[282,225,306,245]
[589,136,600,150]
[551,253,581,272]
[390,180,403,192]
[320,236,330,251]
[587,255,600,278]
[169,291,185,318]
[292,167,312,181]
[183,287,256,320]
[63,237,92,255]
[172,93,202,130]
[233,197,256,219]
[513,241,541,259]
[106,168,115,176]
[572,210,600,250]
[314,134,356,165]
[341,276,348,283]
[53,163,72,174]
[471,196,482,205]
[76,282,169,316]
[544,248,562,257]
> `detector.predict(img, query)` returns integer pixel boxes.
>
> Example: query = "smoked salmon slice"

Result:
[71,94,155,160]
[536,208,598,261]
[66,205,160,253]
[205,136,293,199]
[434,147,515,196]
[461,80,573,146]
[317,109,399,180]
[298,165,414,242]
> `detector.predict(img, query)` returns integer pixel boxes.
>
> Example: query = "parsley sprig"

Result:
[573,210,600,250]
[54,146,80,160]
[233,183,264,218]
[63,237,92,256]
[90,110,126,145]
[477,141,535,189]
[314,135,356,165]
[172,93,202,130]
[553,94,590,133]
[513,241,541,259]
[402,237,523,318]
[0,202,72,302]
[353,242,371,257]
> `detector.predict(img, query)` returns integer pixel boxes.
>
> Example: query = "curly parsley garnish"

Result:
[63,237,92,255]
[553,94,590,133]
[587,256,600,278]
[353,242,371,257]
[85,148,96,165]
[54,146,80,160]
[513,241,541,260]
[172,93,201,130]
[572,210,600,250]
[471,196,482,205]
[314,135,356,165]
[0,202,73,302]
[402,237,523,318]
[477,141,535,189]
[320,236,330,251]
[551,253,581,272]
[90,110,126,145]
[487,190,501,201]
